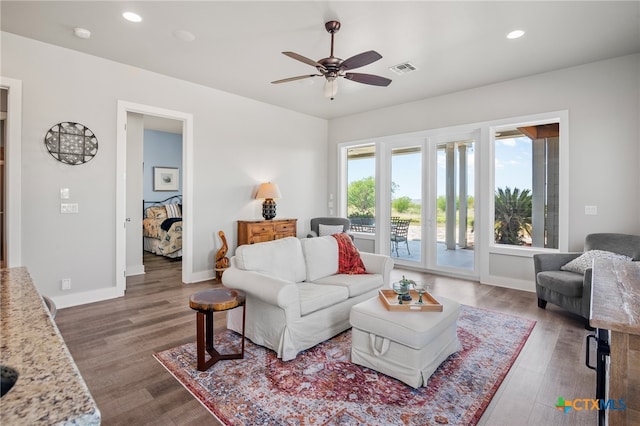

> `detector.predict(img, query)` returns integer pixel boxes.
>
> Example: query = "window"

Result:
[346,145,376,232]
[493,122,560,248]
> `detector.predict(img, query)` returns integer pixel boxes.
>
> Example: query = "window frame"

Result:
[487,110,569,256]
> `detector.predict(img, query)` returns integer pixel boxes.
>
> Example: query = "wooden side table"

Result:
[188,288,246,371]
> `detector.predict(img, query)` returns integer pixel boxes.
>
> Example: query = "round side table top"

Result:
[189,288,245,312]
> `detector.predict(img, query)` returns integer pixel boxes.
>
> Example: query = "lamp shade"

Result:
[255,182,282,200]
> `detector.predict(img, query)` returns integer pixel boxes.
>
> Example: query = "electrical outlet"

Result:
[585,205,598,216]
[61,203,79,214]
[61,278,71,290]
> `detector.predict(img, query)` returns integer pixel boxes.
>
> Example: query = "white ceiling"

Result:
[2,1,639,120]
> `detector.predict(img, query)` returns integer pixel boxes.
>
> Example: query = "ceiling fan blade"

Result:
[271,74,321,84]
[344,72,392,87]
[341,50,382,70]
[282,52,327,71]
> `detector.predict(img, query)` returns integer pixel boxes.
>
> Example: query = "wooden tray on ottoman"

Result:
[378,289,444,312]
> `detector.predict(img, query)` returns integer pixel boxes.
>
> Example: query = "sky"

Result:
[348,138,532,201]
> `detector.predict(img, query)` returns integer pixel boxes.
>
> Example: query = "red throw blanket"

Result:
[332,233,367,275]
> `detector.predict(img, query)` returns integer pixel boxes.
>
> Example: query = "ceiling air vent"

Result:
[389,62,418,75]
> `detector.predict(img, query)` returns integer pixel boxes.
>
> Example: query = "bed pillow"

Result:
[560,250,632,274]
[319,224,344,237]
[146,206,168,220]
[165,203,181,218]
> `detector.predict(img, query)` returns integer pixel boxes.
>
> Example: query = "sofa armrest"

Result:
[533,252,582,274]
[360,252,394,284]
[222,266,300,310]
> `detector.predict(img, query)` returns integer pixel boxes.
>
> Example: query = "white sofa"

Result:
[223,236,394,361]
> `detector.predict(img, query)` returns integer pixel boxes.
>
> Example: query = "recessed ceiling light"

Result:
[507,30,525,39]
[73,27,91,39]
[173,30,196,42]
[122,12,142,23]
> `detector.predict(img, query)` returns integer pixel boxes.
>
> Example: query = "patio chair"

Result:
[390,218,411,257]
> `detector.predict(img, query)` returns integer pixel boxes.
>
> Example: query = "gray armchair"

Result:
[307,217,352,239]
[533,233,640,326]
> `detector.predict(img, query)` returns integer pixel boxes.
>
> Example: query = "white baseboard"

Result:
[126,264,145,276]
[186,269,215,284]
[51,287,125,309]
[481,275,536,293]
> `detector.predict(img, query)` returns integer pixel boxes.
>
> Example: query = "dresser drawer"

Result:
[275,222,294,233]
[249,234,273,244]
[249,223,275,235]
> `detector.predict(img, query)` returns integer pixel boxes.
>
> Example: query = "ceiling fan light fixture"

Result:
[324,77,338,99]
[273,20,391,98]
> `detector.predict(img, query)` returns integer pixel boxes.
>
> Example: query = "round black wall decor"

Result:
[44,122,98,165]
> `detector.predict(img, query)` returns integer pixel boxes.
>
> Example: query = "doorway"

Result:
[0,77,22,269]
[116,101,194,293]
[1,89,6,268]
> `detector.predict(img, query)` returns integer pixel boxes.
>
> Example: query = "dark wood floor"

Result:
[55,252,596,425]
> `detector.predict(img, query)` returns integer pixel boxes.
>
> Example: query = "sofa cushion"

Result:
[560,249,632,274]
[235,237,306,283]
[312,273,383,297]
[297,283,349,316]
[300,236,339,281]
[536,270,584,297]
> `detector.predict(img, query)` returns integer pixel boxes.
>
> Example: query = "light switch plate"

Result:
[60,188,70,199]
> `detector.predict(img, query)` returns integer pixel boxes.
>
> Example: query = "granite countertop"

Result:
[590,258,640,335]
[0,267,101,424]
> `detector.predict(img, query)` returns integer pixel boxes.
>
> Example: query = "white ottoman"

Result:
[349,295,462,388]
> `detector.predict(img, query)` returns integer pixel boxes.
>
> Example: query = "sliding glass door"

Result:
[389,146,422,264]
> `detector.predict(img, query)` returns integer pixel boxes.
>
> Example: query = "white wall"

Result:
[2,32,328,305]
[329,54,640,289]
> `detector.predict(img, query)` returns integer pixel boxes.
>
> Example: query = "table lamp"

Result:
[255,182,281,220]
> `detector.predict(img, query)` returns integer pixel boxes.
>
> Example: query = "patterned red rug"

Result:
[154,305,535,425]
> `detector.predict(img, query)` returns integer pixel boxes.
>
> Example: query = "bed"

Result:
[142,195,183,258]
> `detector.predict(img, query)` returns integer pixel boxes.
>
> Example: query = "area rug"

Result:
[154,305,535,425]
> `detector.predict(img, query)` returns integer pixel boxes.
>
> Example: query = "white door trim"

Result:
[116,101,194,293]
[1,77,23,268]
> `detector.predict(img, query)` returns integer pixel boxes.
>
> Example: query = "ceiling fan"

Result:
[271,20,392,99]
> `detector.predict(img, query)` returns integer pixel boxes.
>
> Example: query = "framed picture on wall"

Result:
[153,167,179,191]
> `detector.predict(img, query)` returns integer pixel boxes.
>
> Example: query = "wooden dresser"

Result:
[590,258,640,425]
[237,219,297,246]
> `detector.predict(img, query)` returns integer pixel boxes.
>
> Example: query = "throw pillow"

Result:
[561,250,632,274]
[332,232,367,275]
[319,224,344,237]
[165,203,181,218]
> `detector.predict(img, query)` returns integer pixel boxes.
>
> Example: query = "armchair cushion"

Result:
[560,249,632,274]
[536,270,584,297]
